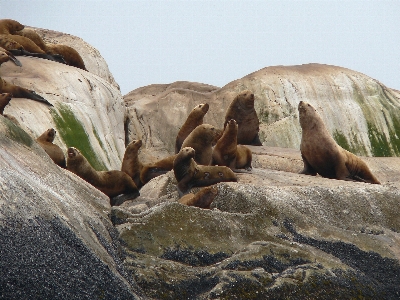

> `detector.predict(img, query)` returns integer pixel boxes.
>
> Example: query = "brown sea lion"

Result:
[224,90,262,146]
[298,101,380,184]
[36,128,66,168]
[121,139,143,188]
[15,28,47,52]
[0,77,52,106]
[212,119,252,170]
[140,154,177,185]
[173,147,237,196]
[0,19,24,34]
[181,124,222,165]
[67,147,140,204]
[46,43,87,70]
[0,92,12,114]
[0,46,21,66]
[178,185,218,209]
[175,103,209,153]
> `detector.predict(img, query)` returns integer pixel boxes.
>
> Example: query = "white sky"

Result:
[1,0,399,95]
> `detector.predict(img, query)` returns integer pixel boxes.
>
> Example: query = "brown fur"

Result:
[0,19,24,34]
[140,154,177,185]
[121,139,143,188]
[181,124,222,165]
[224,90,262,145]
[173,147,237,196]
[298,101,380,184]
[67,147,139,204]
[0,77,52,106]
[46,43,87,70]
[0,92,12,114]
[15,28,47,52]
[36,128,66,168]
[178,185,218,209]
[175,103,209,153]
[212,119,252,170]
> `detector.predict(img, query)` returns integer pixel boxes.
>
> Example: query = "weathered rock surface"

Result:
[124,64,400,160]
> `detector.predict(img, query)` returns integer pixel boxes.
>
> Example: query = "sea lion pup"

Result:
[0,77,52,106]
[178,185,218,209]
[0,46,21,66]
[175,103,209,154]
[67,147,140,205]
[121,139,143,188]
[173,147,237,196]
[224,90,262,146]
[298,101,380,184]
[140,154,178,185]
[36,128,66,168]
[212,119,252,171]
[46,43,87,70]
[181,124,222,165]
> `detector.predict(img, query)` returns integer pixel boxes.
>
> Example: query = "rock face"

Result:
[124,64,400,160]
[1,25,400,299]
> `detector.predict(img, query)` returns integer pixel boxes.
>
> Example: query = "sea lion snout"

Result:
[67,147,77,158]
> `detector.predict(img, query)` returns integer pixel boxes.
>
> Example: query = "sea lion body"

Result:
[212,119,253,170]
[175,103,209,153]
[15,28,47,52]
[224,90,262,146]
[181,124,222,165]
[140,154,177,185]
[46,43,87,70]
[298,101,380,184]
[173,147,237,196]
[121,139,143,188]
[36,128,66,168]
[0,77,52,106]
[178,185,218,209]
[67,147,139,203]
[0,19,24,34]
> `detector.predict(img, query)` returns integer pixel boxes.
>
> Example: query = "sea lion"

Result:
[140,154,177,185]
[36,128,66,168]
[181,124,222,165]
[178,185,218,209]
[0,46,21,66]
[175,103,209,153]
[212,119,252,170]
[173,146,237,196]
[224,90,262,145]
[67,147,140,204]
[0,19,24,34]
[298,101,380,184]
[0,77,52,106]
[46,43,87,70]
[121,139,143,188]
[0,92,12,114]
[15,28,47,52]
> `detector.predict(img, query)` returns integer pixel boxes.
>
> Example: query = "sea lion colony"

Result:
[0,18,381,207]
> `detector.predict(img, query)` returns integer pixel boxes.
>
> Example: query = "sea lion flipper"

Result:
[8,54,22,66]
[29,91,53,106]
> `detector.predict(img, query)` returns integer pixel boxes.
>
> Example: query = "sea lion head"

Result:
[195,124,222,145]
[45,128,56,142]
[67,147,80,159]
[0,92,12,102]
[0,50,10,64]
[179,147,195,159]
[227,119,238,130]
[236,90,255,110]
[0,19,24,34]
[198,103,209,114]
[298,101,320,130]
[125,139,142,154]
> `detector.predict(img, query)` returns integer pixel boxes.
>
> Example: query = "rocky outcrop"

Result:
[124,64,400,160]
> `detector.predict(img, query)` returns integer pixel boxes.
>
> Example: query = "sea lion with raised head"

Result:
[175,103,209,153]
[224,90,262,146]
[178,185,218,209]
[36,128,66,168]
[67,147,140,204]
[173,146,237,196]
[298,101,380,184]
[0,77,52,106]
[0,19,24,35]
[212,119,252,170]
[181,124,222,165]
[121,139,143,189]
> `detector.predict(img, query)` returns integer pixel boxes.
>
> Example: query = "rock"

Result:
[0,117,142,299]
[124,64,400,158]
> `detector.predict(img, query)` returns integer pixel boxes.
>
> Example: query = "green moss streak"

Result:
[50,104,107,170]
[367,123,391,157]
[3,118,33,147]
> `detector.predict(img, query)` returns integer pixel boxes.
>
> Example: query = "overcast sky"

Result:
[1,0,399,95]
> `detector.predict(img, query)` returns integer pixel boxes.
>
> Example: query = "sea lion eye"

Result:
[218,172,224,177]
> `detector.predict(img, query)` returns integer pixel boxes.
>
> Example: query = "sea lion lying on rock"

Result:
[178,185,218,209]
[298,101,380,184]
[67,147,140,205]
[173,147,237,196]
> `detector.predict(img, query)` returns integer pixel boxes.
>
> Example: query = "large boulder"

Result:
[124,64,400,159]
